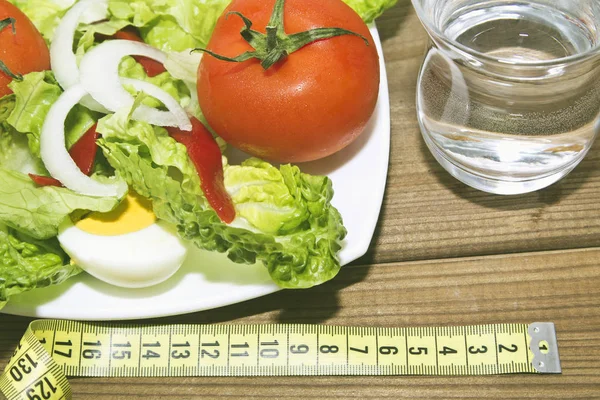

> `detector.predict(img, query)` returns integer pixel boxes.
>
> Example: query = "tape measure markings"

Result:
[1,321,561,400]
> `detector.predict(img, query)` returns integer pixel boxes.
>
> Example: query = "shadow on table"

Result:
[418,130,600,210]
[378,0,413,43]
[147,261,371,326]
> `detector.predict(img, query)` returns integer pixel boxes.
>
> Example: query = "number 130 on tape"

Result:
[1,321,561,400]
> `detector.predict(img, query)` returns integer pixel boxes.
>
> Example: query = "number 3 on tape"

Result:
[1,321,561,400]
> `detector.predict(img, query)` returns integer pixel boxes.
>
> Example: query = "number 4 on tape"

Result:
[0,321,561,400]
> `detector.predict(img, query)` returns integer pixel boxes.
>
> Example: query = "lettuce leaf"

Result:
[0,168,121,240]
[108,0,229,51]
[6,71,97,157]
[0,223,80,307]
[8,0,72,41]
[0,128,47,175]
[225,158,309,235]
[97,109,346,288]
[0,94,48,175]
[343,0,398,23]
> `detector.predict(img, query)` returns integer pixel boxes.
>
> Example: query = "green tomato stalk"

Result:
[194,0,370,70]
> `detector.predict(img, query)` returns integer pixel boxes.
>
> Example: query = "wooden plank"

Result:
[2,2,600,399]
[367,1,600,265]
[2,248,600,398]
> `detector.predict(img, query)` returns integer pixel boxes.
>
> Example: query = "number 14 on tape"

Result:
[1,321,561,400]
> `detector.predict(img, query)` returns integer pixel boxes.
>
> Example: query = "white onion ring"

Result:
[79,40,192,131]
[50,0,109,112]
[120,78,191,129]
[40,84,127,198]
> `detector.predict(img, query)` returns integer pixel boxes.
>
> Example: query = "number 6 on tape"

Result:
[0,321,561,400]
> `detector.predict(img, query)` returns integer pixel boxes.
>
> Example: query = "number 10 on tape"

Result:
[1,321,561,400]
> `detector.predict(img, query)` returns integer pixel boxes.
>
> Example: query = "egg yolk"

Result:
[75,192,156,236]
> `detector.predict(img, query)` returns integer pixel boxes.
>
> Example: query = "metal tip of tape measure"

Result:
[529,323,561,374]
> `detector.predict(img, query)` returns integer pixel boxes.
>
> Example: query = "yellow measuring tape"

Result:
[1,321,561,400]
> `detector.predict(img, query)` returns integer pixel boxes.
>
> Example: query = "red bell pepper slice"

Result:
[28,174,62,187]
[166,118,236,224]
[30,123,99,187]
[113,28,167,78]
[68,123,99,176]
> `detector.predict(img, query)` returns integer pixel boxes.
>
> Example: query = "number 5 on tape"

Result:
[0,321,561,400]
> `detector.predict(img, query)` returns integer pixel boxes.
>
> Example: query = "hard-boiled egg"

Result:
[58,192,188,288]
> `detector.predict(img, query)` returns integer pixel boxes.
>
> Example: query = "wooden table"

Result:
[2,1,600,398]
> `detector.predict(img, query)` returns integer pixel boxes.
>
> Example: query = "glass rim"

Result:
[410,0,600,67]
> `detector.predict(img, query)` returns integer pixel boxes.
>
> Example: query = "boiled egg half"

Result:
[58,192,188,288]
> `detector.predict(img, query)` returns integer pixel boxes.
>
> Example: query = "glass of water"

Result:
[412,0,600,194]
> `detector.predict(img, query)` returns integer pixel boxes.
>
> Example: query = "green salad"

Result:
[0,0,396,310]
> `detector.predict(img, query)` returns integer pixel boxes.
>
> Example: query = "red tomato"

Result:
[197,0,380,163]
[0,1,50,97]
[112,28,167,77]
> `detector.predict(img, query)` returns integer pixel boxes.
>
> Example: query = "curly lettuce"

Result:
[97,109,346,288]
[0,223,80,309]
[343,0,398,23]
[0,128,46,175]
[0,168,121,240]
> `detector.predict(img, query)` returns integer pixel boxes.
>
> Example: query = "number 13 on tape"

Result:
[1,321,561,400]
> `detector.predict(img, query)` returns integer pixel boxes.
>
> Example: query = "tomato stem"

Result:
[193,0,369,70]
[0,17,23,81]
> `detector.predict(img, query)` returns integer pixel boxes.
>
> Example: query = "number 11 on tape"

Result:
[1,321,561,400]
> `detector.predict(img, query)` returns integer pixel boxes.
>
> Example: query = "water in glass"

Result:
[414,0,600,194]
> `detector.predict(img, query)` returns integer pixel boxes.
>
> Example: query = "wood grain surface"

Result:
[2,1,600,399]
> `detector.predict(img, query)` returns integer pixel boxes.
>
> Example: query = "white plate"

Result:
[1,26,390,321]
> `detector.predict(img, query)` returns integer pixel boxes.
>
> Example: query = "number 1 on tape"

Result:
[1,321,561,400]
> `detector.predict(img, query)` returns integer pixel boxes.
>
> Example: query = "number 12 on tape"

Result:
[1,321,561,400]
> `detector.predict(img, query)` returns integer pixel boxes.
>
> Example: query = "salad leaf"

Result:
[8,0,111,41]
[8,0,71,41]
[108,0,229,51]
[224,158,310,235]
[0,223,80,308]
[0,128,46,175]
[0,168,121,240]
[6,71,97,157]
[343,0,398,23]
[97,109,346,288]
[164,50,203,86]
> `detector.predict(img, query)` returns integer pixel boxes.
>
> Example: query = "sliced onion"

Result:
[40,84,127,198]
[51,0,109,112]
[79,40,192,130]
[120,78,191,129]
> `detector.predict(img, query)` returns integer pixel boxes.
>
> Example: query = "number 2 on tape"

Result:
[1,321,561,400]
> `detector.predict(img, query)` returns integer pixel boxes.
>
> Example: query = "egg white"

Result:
[58,219,188,288]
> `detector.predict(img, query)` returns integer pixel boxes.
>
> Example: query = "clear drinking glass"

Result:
[411,0,600,194]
